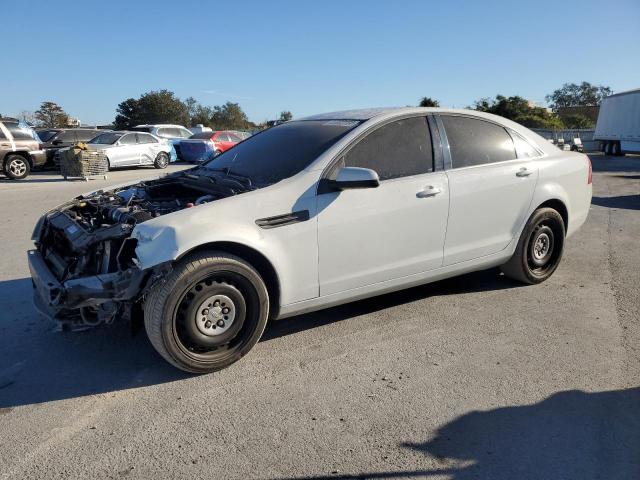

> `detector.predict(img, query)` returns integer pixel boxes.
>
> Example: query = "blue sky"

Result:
[3,0,639,125]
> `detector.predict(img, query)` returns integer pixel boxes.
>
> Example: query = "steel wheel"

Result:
[144,252,269,373]
[501,207,565,284]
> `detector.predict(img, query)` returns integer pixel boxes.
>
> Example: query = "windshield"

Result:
[88,132,122,144]
[200,120,360,185]
[37,130,59,142]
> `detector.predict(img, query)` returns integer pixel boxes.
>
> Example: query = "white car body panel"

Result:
[127,107,591,320]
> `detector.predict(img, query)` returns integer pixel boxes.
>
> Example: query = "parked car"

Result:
[37,128,104,165]
[0,118,46,179]
[83,131,174,169]
[178,130,243,163]
[132,124,193,158]
[28,107,592,373]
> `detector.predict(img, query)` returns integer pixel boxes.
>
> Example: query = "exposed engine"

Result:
[33,174,235,326]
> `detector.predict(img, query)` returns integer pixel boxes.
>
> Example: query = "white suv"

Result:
[29,108,592,373]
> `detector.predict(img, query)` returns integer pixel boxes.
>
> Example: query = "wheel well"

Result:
[180,242,281,319]
[537,199,568,232]
[4,151,32,167]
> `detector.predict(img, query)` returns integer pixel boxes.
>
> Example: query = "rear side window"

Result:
[119,134,137,145]
[4,122,35,140]
[344,116,433,180]
[137,133,155,144]
[156,128,171,138]
[509,130,540,158]
[441,116,516,168]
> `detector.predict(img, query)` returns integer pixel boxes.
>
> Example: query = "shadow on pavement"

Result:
[0,269,519,408]
[272,388,640,480]
[592,194,640,211]
[263,268,519,342]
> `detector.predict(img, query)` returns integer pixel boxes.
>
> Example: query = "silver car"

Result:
[86,131,172,169]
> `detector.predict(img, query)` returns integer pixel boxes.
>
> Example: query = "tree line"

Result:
[420,82,612,129]
[15,81,611,130]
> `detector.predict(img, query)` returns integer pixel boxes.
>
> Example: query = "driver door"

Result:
[316,116,449,296]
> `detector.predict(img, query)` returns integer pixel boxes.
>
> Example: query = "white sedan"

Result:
[29,107,592,373]
[85,131,172,169]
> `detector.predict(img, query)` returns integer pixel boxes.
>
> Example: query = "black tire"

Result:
[3,154,30,180]
[601,141,608,154]
[154,151,169,169]
[612,141,623,157]
[144,251,269,373]
[500,207,566,285]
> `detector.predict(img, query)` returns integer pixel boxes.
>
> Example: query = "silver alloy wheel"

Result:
[533,232,551,261]
[9,158,27,177]
[195,294,236,337]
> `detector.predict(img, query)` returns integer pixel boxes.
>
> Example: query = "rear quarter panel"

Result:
[532,152,592,238]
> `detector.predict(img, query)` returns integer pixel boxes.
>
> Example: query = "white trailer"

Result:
[594,88,640,155]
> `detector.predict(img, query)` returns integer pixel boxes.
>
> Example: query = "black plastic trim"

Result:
[255,210,310,229]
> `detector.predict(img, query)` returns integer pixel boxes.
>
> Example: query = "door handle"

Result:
[416,185,442,198]
[516,167,533,177]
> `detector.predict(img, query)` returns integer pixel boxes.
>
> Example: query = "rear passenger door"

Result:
[137,133,162,164]
[439,115,540,265]
[317,116,450,296]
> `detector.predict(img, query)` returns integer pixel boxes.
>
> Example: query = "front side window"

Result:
[343,116,433,180]
[201,120,360,185]
[56,130,77,143]
[178,128,192,138]
[76,130,100,142]
[441,116,516,168]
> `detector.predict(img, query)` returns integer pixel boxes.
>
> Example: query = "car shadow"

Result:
[0,269,520,409]
[271,388,640,480]
[591,194,640,211]
[263,269,520,341]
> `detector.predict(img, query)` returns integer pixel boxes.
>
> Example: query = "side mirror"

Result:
[331,167,380,190]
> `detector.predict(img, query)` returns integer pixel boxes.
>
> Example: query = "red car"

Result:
[191,131,242,155]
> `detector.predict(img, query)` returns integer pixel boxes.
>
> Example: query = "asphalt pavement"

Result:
[0,156,638,479]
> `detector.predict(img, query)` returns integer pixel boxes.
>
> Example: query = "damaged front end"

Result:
[28,173,234,328]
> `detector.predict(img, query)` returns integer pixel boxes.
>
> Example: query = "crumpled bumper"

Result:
[27,249,147,319]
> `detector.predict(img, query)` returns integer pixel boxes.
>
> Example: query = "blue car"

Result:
[132,124,192,159]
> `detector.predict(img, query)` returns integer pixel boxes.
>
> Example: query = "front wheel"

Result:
[154,151,169,169]
[500,207,565,284]
[4,154,30,180]
[144,252,269,373]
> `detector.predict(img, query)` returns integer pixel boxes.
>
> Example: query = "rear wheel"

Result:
[3,154,30,180]
[154,151,169,169]
[144,252,269,373]
[500,207,565,284]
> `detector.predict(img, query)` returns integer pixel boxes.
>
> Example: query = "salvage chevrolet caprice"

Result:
[28,108,593,372]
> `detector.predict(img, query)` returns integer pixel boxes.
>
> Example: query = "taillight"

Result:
[587,156,592,185]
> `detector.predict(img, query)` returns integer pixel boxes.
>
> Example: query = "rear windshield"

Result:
[201,120,360,185]
[190,132,214,139]
[88,132,122,144]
